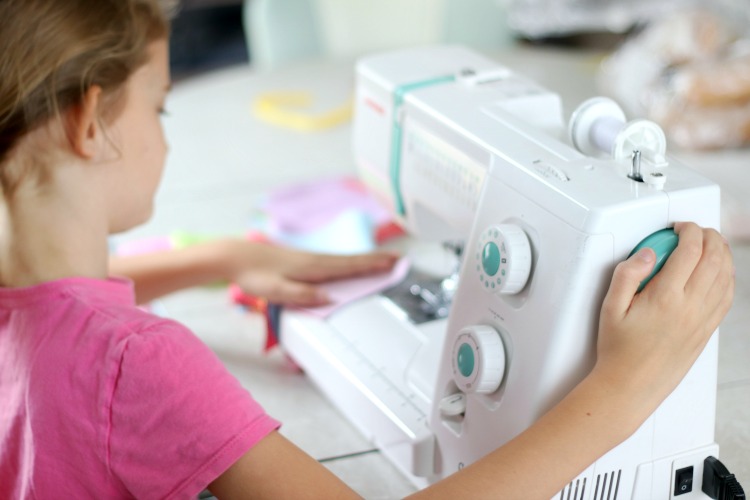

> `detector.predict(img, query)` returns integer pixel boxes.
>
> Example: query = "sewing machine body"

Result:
[281,46,720,498]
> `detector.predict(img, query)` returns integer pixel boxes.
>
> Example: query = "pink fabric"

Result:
[295,256,411,318]
[0,277,280,499]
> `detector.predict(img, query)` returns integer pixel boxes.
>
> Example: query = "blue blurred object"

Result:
[278,209,376,255]
[242,0,513,69]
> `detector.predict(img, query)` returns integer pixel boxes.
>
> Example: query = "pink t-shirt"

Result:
[0,277,280,498]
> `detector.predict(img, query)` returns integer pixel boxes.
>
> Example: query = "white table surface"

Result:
[112,44,750,497]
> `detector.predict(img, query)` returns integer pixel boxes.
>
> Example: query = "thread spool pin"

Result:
[629,150,643,181]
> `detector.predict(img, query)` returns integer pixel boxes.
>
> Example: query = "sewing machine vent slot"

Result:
[592,469,622,500]
[558,477,587,500]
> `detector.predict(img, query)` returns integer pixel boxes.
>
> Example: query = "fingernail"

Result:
[636,248,655,263]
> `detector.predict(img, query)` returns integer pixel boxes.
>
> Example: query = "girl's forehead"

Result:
[132,40,170,88]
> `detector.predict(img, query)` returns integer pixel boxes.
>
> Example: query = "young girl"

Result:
[0,0,735,498]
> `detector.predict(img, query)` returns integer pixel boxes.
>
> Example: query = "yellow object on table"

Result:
[253,91,353,131]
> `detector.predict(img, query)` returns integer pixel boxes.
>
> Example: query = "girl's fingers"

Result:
[300,252,399,282]
[684,229,730,303]
[601,247,656,318]
[697,242,735,330]
[645,222,704,295]
[265,281,331,307]
[237,271,331,307]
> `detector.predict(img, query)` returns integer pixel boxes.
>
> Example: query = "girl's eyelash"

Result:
[159,107,170,117]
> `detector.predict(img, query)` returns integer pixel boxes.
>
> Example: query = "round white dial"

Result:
[451,325,506,394]
[474,224,531,295]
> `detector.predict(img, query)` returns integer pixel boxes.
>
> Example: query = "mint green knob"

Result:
[629,228,678,292]
[456,343,475,378]
[482,242,501,277]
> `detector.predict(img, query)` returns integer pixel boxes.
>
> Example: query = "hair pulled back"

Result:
[0,0,175,191]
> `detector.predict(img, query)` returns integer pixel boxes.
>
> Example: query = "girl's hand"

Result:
[593,222,734,413]
[219,239,400,307]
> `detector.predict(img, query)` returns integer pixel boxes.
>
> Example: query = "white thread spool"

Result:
[569,97,667,167]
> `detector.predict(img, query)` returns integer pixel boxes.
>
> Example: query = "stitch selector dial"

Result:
[475,224,531,295]
[452,325,506,394]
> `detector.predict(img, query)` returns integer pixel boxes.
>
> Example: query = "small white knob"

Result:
[644,171,667,190]
[452,325,506,394]
[439,393,467,417]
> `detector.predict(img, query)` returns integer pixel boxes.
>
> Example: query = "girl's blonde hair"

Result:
[0,0,176,193]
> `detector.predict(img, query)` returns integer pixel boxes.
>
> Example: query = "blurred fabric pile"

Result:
[508,0,750,150]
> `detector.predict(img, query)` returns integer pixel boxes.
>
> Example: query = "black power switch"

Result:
[675,466,694,496]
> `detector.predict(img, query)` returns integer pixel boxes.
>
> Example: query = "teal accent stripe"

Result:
[390,75,456,216]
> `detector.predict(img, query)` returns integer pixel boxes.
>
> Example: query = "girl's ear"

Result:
[66,85,104,159]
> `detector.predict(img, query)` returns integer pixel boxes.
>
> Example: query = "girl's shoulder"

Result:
[2,275,208,375]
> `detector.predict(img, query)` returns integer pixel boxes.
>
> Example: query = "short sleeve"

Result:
[107,320,280,499]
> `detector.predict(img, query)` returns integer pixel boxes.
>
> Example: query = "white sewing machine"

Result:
[280,46,721,499]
